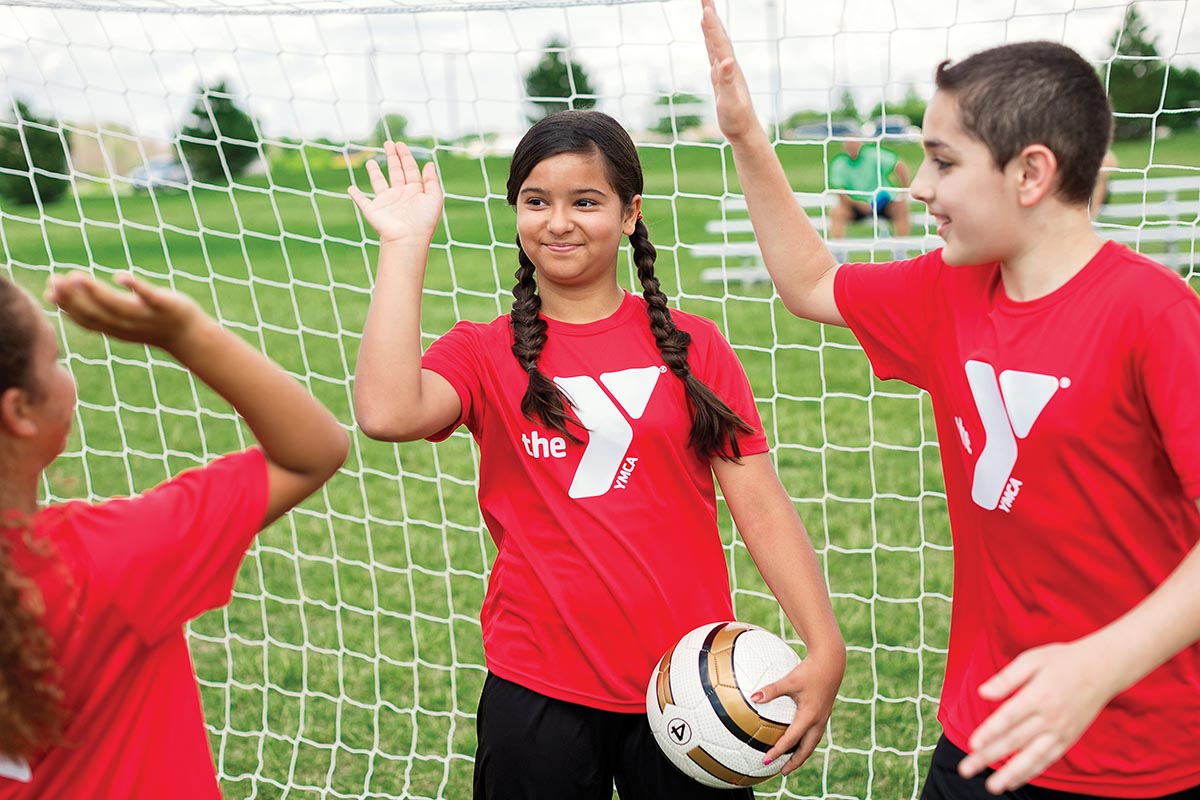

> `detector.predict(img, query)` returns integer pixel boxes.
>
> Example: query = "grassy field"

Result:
[3,130,1197,799]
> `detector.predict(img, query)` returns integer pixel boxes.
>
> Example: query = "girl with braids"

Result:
[0,272,347,798]
[351,109,844,799]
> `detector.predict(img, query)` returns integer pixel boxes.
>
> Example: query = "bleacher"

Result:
[693,175,1198,286]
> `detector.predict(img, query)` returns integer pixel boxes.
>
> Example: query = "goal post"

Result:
[1,1,1196,797]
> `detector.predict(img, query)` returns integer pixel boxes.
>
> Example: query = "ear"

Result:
[1011,144,1059,208]
[622,195,643,236]
[0,387,37,439]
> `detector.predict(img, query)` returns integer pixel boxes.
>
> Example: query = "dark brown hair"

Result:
[935,40,1112,205]
[0,277,65,759]
[505,110,754,459]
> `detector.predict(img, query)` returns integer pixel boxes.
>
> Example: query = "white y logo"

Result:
[964,360,1067,511]
[555,366,663,499]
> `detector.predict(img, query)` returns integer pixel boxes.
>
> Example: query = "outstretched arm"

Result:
[713,453,846,774]
[958,514,1200,793]
[349,141,462,442]
[701,0,845,325]
[48,272,348,527]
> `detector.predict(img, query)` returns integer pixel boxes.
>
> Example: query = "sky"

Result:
[0,0,1196,145]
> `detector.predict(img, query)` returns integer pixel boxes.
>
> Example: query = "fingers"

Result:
[422,160,442,201]
[983,733,1062,795]
[396,141,423,186]
[778,724,824,775]
[978,652,1038,701]
[700,0,734,66]
[51,273,143,334]
[958,712,1044,779]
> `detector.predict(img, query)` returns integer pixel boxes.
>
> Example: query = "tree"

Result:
[834,88,860,122]
[523,37,596,122]
[1104,4,1170,140]
[0,99,70,206]
[870,85,927,129]
[178,80,261,182]
[650,92,705,136]
[369,112,409,146]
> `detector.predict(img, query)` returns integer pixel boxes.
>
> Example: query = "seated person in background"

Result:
[828,133,912,238]
[1090,149,1118,220]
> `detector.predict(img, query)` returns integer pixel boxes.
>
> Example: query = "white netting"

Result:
[2,0,1196,797]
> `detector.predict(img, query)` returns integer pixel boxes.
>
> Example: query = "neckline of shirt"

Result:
[540,290,641,336]
[991,239,1119,316]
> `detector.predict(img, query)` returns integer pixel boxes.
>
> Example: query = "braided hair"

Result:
[0,277,66,759]
[505,110,754,459]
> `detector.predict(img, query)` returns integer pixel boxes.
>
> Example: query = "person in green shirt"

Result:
[828,134,912,239]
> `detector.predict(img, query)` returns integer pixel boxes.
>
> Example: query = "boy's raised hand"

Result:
[700,0,758,142]
[48,271,203,354]
[348,140,443,248]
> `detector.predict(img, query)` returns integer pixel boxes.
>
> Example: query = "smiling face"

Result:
[909,91,1022,266]
[515,149,640,293]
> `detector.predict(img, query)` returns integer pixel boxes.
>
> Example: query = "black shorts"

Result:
[921,735,1200,800]
[473,672,757,800]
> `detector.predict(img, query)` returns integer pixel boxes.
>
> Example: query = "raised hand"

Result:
[47,271,202,354]
[700,0,759,142]
[348,140,443,247]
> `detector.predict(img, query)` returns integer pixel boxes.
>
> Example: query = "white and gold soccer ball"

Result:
[646,621,801,789]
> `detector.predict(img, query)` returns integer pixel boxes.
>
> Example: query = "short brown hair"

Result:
[935,41,1112,205]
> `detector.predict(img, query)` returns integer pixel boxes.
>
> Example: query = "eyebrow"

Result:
[923,138,953,154]
[519,186,607,197]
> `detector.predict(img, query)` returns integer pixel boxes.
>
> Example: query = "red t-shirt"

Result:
[422,291,769,712]
[835,242,1200,797]
[0,448,269,799]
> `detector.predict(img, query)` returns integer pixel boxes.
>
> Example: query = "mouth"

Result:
[543,242,581,254]
[931,214,950,237]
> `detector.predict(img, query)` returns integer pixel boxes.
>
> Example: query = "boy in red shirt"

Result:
[0,272,347,798]
[702,1,1200,798]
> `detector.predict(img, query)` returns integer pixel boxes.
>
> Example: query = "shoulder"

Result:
[1103,244,1197,308]
[656,300,725,340]
[431,314,513,350]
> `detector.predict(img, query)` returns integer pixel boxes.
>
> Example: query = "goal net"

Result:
[1,0,1195,797]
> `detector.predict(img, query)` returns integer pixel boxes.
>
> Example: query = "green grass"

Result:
[5,130,1197,799]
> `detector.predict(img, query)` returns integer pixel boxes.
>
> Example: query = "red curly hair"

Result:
[0,277,66,759]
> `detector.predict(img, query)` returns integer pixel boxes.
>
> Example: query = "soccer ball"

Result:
[646,620,801,789]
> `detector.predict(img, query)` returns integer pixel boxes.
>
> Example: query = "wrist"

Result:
[164,315,224,364]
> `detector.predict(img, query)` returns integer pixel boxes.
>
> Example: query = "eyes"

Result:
[523,197,600,209]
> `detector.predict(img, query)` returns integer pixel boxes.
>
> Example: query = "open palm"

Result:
[348,140,443,247]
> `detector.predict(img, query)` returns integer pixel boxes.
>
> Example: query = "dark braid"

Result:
[630,221,755,460]
[509,242,583,441]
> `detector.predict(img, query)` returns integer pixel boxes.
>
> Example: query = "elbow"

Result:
[325,428,350,477]
[354,402,419,443]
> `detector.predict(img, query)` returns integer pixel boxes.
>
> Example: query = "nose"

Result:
[909,159,934,205]
[547,203,573,234]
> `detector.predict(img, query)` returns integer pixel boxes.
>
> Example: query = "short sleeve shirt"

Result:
[422,292,768,712]
[834,243,1200,796]
[0,448,269,799]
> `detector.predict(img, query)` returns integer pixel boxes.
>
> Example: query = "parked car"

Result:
[866,114,921,136]
[128,157,187,190]
[787,119,861,139]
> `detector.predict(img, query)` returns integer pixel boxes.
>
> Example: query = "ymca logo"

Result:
[520,365,664,499]
[964,360,1070,512]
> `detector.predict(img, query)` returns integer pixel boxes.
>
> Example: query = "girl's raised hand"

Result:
[348,141,443,247]
[47,271,203,354]
[700,0,759,142]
